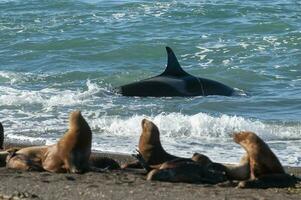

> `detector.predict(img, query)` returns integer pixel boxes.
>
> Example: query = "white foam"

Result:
[3,111,301,166]
[0,79,108,110]
[88,112,301,141]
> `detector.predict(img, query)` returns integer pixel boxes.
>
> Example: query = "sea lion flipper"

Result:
[132,149,151,172]
[89,156,120,170]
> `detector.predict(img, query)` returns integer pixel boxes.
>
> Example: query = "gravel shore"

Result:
[0,151,300,200]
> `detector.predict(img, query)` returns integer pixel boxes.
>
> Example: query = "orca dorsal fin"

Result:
[160,47,189,77]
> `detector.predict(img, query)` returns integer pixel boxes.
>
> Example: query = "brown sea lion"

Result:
[233,131,284,179]
[5,146,45,171]
[122,119,180,169]
[6,111,92,173]
[233,131,299,188]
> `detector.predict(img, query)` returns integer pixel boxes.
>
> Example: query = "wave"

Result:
[90,112,301,141]
[4,111,300,143]
[3,112,301,166]
[0,74,112,111]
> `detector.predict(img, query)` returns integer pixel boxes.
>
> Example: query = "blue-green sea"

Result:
[0,0,300,166]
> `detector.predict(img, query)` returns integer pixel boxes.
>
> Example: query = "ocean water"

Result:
[0,0,300,166]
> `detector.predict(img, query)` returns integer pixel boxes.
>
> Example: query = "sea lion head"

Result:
[140,119,161,146]
[69,110,82,128]
[233,131,261,147]
[192,153,212,166]
[68,110,90,132]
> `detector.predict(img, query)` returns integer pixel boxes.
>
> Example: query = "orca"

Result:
[115,47,235,97]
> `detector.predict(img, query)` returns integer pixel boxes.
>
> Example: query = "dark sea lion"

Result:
[192,152,250,181]
[116,47,235,97]
[233,131,298,188]
[6,111,92,173]
[146,158,227,184]
[191,153,212,165]
[122,119,180,169]
[0,122,6,167]
[89,154,120,170]
[237,173,300,189]
[132,150,226,184]
[0,122,3,150]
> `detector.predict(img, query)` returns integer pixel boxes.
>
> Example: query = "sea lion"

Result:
[6,111,92,173]
[5,147,45,171]
[132,150,227,184]
[146,161,227,184]
[192,152,250,181]
[122,119,180,169]
[237,173,300,189]
[89,154,120,170]
[233,131,299,188]
[0,122,3,150]
[233,131,284,179]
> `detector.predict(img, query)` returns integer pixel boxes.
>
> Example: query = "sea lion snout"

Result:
[232,131,251,143]
[141,119,148,127]
[141,119,157,134]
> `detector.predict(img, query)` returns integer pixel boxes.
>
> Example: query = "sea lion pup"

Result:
[192,152,250,181]
[122,119,180,169]
[89,154,120,170]
[233,131,299,188]
[132,150,227,184]
[146,161,227,184]
[146,156,227,184]
[6,111,92,173]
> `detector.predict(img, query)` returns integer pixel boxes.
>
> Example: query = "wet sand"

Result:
[0,150,300,200]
